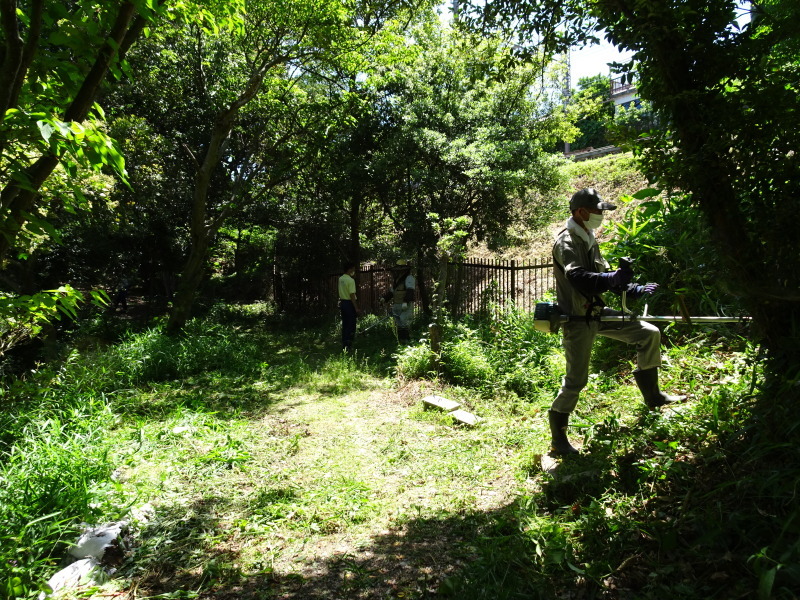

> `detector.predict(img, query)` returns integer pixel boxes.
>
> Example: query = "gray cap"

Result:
[569,188,617,211]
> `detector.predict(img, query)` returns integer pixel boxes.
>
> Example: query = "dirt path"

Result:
[125,377,543,599]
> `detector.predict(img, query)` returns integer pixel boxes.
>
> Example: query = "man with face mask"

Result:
[548,188,685,455]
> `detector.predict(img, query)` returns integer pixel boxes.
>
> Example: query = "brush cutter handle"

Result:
[583,315,751,324]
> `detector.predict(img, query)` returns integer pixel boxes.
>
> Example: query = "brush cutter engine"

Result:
[534,302,565,334]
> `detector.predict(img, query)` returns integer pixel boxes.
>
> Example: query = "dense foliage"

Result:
[2,0,799,598]
[462,0,800,382]
[567,74,613,151]
[2,0,577,339]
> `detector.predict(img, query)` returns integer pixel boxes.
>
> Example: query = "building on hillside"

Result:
[565,70,649,161]
[610,73,640,109]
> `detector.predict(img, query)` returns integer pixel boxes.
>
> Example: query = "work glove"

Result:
[604,263,633,288]
[629,282,659,299]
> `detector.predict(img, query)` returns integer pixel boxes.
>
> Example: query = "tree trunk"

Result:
[0,1,148,260]
[167,233,210,334]
[416,248,430,315]
[0,0,42,127]
[166,112,234,334]
[348,193,362,264]
[164,45,286,333]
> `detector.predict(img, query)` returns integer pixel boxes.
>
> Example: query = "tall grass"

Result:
[66,319,268,392]
[395,305,563,400]
[0,394,118,599]
[0,305,294,599]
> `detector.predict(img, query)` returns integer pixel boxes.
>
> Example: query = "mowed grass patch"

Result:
[107,356,548,599]
[104,314,756,599]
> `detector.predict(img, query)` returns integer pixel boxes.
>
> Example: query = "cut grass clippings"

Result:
[3,304,795,600]
[111,367,538,600]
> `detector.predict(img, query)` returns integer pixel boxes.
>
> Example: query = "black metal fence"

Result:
[446,258,555,317]
[273,258,554,317]
[272,264,395,315]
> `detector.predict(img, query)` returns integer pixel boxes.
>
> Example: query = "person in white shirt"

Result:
[389,259,415,342]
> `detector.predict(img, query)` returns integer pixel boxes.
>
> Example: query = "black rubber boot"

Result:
[633,367,686,409]
[397,327,410,343]
[548,410,579,455]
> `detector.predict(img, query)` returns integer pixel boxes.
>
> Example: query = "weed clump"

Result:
[395,306,563,400]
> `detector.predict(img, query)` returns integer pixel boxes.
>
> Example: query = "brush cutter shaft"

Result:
[569,315,752,324]
[533,301,751,333]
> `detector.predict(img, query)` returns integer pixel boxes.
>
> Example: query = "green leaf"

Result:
[48,30,70,45]
[567,561,586,574]
[758,566,777,600]
[55,120,71,137]
[638,202,662,220]
[632,188,661,200]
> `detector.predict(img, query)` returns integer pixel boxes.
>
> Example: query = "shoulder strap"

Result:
[553,244,605,323]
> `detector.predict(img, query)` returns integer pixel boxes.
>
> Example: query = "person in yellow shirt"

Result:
[338,261,361,352]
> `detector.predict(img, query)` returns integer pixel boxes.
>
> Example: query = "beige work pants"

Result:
[550,308,662,414]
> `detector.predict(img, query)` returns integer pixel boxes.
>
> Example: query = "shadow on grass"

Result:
[122,429,684,599]
[127,497,551,600]
[119,405,788,600]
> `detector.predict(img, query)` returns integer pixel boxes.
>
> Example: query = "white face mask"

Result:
[584,212,604,230]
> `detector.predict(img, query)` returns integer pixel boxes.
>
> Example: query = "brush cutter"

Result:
[359,300,398,341]
[360,311,392,333]
[533,297,751,334]
[535,256,751,333]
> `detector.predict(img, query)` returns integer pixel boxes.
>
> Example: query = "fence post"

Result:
[510,259,516,304]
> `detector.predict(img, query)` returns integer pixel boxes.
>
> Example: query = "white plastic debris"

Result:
[128,502,155,526]
[39,558,107,600]
[42,505,155,599]
[69,522,124,560]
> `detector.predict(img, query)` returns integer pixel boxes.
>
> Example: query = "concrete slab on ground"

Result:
[422,395,460,412]
[450,409,479,426]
